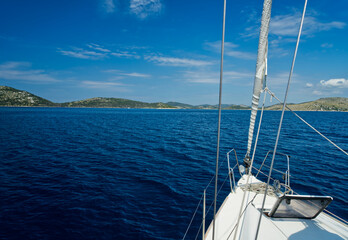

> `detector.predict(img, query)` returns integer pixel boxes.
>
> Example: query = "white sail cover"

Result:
[246,0,272,157]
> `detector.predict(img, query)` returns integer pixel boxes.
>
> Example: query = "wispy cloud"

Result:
[87,43,111,52]
[267,72,299,87]
[58,47,107,60]
[184,71,218,83]
[0,35,16,41]
[111,51,141,59]
[104,69,151,78]
[58,43,142,60]
[145,55,213,67]
[102,0,116,13]
[321,43,333,48]
[243,12,346,38]
[0,62,58,82]
[184,70,252,84]
[82,80,125,88]
[122,72,150,78]
[129,0,162,19]
[205,41,256,60]
[270,14,345,37]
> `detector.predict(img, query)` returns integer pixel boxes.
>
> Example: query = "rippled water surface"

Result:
[0,108,347,239]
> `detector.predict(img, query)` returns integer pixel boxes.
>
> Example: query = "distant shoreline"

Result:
[1,86,347,112]
[1,106,347,112]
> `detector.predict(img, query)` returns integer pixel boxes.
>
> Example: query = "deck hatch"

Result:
[268,195,333,219]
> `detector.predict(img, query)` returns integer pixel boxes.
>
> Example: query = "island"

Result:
[1,86,347,111]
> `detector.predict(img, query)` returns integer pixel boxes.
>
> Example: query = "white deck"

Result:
[204,175,348,240]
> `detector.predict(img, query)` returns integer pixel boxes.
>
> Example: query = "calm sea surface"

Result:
[0,108,347,239]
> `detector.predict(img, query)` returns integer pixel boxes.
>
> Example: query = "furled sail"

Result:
[246,0,272,157]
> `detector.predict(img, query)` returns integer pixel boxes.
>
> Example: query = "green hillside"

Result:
[0,86,56,106]
[1,86,347,111]
[166,102,250,110]
[61,97,176,109]
[166,102,194,109]
[266,97,348,111]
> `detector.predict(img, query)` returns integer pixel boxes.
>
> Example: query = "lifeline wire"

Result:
[213,0,227,239]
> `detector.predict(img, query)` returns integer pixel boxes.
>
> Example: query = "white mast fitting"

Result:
[245,0,272,166]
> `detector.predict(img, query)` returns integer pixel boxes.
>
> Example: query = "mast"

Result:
[245,0,272,163]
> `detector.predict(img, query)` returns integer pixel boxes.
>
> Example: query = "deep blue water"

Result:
[0,107,347,239]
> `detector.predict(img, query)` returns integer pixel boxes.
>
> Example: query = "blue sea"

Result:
[0,107,347,239]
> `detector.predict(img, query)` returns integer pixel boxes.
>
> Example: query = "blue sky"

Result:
[0,0,347,105]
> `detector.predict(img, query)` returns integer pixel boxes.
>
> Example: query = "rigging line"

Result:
[213,0,227,239]
[182,192,204,240]
[254,0,308,239]
[266,89,348,156]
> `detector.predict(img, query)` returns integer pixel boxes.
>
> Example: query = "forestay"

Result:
[246,0,272,157]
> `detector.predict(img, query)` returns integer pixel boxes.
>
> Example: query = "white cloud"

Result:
[306,83,313,87]
[320,78,348,88]
[130,0,162,19]
[205,41,255,60]
[307,78,348,96]
[102,0,116,13]
[145,55,213,67]
[0,62,58,82]
[58,47,107,60]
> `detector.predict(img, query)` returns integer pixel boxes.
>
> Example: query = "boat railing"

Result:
[227,149,292,194]
[226,148,240,192]
[254,150,292,194]
[184,149,293,239]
